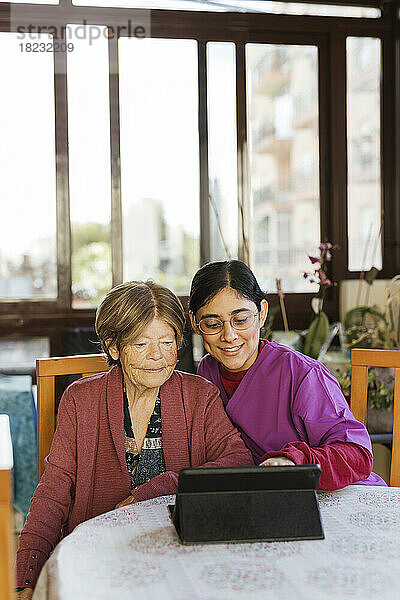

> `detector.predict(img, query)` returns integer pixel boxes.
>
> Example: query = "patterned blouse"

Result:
[123,386,166,489]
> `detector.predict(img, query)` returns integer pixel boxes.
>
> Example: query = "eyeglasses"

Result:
[195,310,259,335]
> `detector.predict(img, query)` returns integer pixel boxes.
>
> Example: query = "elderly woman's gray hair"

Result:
[95,280,185,366]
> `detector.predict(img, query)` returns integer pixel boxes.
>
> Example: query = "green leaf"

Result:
[344,306,386,331]
[304,311,330,359]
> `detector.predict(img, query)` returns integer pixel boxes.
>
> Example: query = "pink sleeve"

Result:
[261,441,373,491]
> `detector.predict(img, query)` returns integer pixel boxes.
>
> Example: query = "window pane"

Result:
[207,42,238,261]
[67,25,112,308]
[119,38,199,295]
[247,43,320,293]
[0,338,49,372]
[347,37,382,272]
[0,33,57,300]
[72,0,379,17]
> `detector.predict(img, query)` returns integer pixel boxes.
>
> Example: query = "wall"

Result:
[339,279,392,322]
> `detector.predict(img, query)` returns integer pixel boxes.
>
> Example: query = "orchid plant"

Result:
[304,242,335,305]
[302,242,337,359]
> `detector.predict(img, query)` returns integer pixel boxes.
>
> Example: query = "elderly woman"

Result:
[189,260,386,491]
[16,281,253,597]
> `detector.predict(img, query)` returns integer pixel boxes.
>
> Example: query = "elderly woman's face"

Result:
[111,318,178,391]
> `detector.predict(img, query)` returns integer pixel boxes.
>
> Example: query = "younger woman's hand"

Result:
[259,457,295,467]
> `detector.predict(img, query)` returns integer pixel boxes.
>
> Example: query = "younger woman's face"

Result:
[191,286,268,372]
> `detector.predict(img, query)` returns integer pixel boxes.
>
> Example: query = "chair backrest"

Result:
[0,415,14,600]
[36,354,109,482]
[350,348,400,486]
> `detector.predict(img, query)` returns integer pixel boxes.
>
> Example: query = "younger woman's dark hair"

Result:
[189,260,267,315]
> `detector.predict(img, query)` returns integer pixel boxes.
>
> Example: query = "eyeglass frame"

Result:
[193,310,261,335]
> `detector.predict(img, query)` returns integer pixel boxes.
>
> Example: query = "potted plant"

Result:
[339,275,400,432]
[335,367,394,433]
[295,242,337,359]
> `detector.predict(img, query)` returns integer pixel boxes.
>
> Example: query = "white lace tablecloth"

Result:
[33,485,400,600]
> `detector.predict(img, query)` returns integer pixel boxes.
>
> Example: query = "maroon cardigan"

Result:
[17,366,253,588]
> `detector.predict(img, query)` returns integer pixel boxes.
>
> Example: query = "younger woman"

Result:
[189,260,386,489]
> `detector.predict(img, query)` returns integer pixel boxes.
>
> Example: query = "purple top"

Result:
[198,341,385,486]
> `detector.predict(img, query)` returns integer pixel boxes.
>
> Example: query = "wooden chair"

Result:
[36,354,109,483]
[350,348,400,486]
[0,414,15,600]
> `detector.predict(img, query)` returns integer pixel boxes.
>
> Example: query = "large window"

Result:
[0,1,398,348]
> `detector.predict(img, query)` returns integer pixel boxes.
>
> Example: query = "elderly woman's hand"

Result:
[259,457,295,467]
[115,494,137,509]
[16,589,33,600]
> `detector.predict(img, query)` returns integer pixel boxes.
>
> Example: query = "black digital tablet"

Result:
[169,464,324,544]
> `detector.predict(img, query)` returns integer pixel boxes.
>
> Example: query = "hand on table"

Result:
[16,589,33,600]
[115,494,137,509]
[259,457,295,467]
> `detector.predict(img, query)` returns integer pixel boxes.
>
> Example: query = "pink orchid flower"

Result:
[308,255,321,265]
